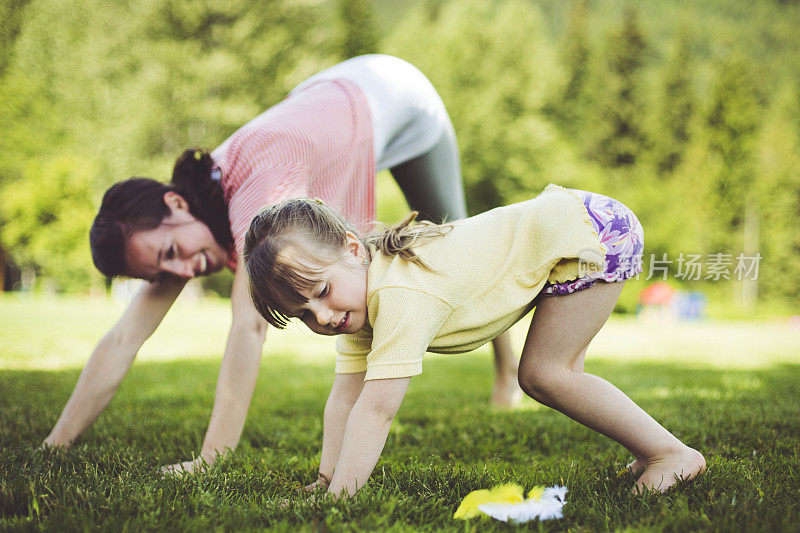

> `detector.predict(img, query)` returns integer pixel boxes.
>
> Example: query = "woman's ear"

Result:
[163,191,190,213]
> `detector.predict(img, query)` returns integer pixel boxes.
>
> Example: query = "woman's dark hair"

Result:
[90,148,233,278]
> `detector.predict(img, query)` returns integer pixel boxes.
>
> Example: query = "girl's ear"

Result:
[344,231,364,259]
[163,191,189,213]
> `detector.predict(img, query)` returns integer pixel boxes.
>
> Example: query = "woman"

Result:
[43,55,520,473]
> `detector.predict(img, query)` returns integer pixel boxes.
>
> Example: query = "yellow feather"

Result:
[527,486,546,500]
[454,484,524,519]
[453,489,491,519]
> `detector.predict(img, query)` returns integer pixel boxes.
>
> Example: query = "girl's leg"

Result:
[487,328,522,408]
[570,346,649,475]
[518,281,705,492]
[389,126,521,407]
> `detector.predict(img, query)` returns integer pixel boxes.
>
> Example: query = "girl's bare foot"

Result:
[621,457,646,477]
[633,447,706,493]
[491,375,523,408]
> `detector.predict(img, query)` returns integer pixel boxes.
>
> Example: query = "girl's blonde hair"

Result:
[244,198,452,328]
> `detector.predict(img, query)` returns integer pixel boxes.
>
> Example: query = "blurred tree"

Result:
[3,0,800,310]
[0,0,333,294]
[550,0,592,136]
[338,0,377,59]
[587,7,649,169]
[384,0,600,214]
[0,0,141,291]
[0,155,100,291]
[705,52,763,308]
[705,53,762,243]
[3,0,333,180]
[0,0,32,75]
[755,83,800,304]
[655,31,695,175]
[0,0,83,291]
[127,0,333,164]
[0,0,52,174]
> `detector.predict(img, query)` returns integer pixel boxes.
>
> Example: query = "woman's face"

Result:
[123,192,229,282]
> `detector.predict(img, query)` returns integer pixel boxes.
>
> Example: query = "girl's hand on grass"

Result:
[160,457,210,477]
[280,474,330,508]
[302,472,331,492]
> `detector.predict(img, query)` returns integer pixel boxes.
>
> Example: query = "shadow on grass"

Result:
[1,355,799,530]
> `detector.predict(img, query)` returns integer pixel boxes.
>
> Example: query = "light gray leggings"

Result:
[388,124,468,224]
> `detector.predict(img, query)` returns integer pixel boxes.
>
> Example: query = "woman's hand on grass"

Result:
[160,456,211,476]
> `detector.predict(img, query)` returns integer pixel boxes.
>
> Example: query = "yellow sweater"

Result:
[335,184,607,380]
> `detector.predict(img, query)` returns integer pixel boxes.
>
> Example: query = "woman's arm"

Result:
[44,277,186,447]
[327,377,411,498]
[162,260,268,472]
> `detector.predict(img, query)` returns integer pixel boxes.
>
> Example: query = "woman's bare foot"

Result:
[633,447,706,493]
[491,375,523,408]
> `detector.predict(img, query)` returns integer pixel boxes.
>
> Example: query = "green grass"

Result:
[1,295,799,531]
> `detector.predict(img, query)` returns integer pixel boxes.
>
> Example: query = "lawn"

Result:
[1,294,799,531]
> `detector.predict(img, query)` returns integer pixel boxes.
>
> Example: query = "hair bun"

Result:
[170,147,233,250]
[172,148,214,189]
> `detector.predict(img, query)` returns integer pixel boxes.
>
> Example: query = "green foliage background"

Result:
[0,0,798,311]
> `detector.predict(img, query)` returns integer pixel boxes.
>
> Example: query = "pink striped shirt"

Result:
[212,79,375,270]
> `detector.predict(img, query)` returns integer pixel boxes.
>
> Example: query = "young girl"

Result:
[243,184,706,497]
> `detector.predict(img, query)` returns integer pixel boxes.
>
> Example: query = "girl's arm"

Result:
[161,260,267,473]
[44,277,186,447]
[311,371,366,488]
[327,377,411,497]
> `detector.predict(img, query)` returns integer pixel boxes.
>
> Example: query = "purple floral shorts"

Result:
[541,189,644,296]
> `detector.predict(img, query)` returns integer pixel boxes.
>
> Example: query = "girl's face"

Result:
[281,233,369,336]
[124,192,229,282]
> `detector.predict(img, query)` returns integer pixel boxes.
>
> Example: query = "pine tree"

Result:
[705,53,763,308]
[706,54,762,237]
[656,31,695,175]
[553,0,592,135]
[587,7,648,169]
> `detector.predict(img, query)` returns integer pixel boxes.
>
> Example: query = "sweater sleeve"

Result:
[335,328,373,374]
[335,287,452,381]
